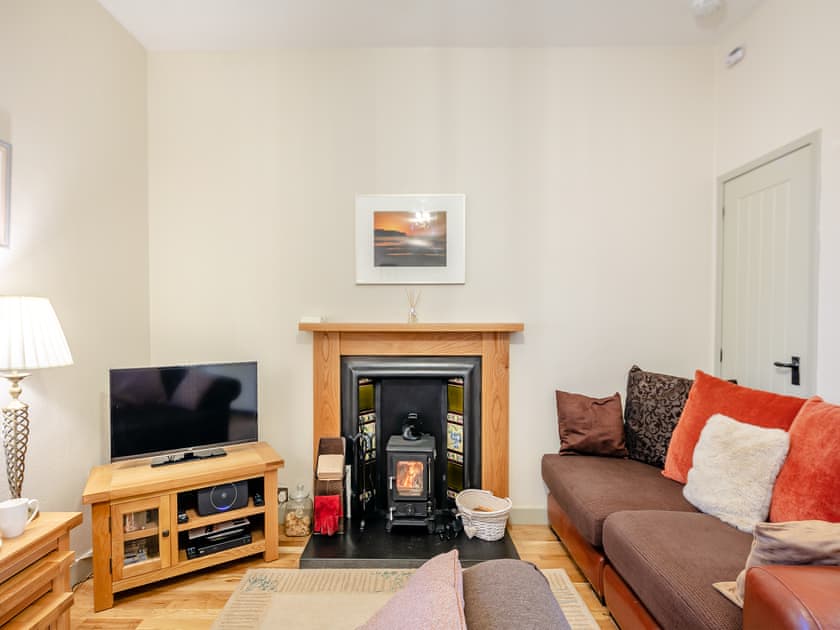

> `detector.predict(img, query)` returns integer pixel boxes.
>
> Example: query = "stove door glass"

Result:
[395,460,425,497]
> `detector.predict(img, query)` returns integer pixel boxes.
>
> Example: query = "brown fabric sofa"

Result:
[542,453,840,629]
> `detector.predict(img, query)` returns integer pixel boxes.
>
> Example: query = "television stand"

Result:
[150,447,228,467]
[83,441,283,611]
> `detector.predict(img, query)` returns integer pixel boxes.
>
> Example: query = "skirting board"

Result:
[71,554,93,588]
[508,506,548,525]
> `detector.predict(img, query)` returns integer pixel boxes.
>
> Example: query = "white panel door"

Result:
[720,144,817,395]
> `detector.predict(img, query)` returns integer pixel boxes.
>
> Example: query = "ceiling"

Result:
[97,0,764,50]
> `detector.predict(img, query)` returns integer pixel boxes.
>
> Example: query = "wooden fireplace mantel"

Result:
[298,323,524,333]
[298,322,524,498]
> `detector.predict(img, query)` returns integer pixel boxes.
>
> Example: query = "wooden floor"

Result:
[71,524,616,629]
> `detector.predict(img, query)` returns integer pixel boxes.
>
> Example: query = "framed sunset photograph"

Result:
[355,194,465,284]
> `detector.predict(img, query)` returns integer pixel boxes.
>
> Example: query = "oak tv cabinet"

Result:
[82,441,283,611]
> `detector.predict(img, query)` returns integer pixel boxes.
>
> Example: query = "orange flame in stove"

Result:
[396,461,425,497]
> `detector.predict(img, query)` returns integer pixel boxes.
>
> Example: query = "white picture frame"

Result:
[355,193,466,285]
[0,140,10,247]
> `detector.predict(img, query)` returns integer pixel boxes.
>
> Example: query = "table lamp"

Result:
[0,296,73,498]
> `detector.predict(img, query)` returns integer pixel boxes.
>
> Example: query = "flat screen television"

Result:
[109,361,258,462]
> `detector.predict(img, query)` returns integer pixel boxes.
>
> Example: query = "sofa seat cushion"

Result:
[541,454,696,547]
[603,511,752,630]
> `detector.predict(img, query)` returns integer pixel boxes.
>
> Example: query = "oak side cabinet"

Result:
[0,511,82,629]
[82,441,283,611]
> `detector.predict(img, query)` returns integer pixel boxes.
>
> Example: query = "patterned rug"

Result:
[212,567,599,629]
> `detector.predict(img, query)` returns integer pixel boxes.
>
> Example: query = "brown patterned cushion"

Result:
[624,366,693,468]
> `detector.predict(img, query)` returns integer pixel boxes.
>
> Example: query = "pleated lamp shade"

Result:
[0,296,73,371]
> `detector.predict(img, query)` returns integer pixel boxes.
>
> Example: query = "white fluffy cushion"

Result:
[683,413,789,533]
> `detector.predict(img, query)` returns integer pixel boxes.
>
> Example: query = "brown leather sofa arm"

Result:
[743,565,840,630]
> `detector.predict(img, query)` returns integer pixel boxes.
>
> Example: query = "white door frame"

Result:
[714,131,821,388]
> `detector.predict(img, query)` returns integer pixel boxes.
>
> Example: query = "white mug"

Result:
[0,497,40,538]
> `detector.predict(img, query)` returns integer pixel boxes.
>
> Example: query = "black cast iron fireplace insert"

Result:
[298,354,519,568]
[340,356,481,529]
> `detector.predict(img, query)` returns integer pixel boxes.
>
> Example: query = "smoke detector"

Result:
[690,0,724,17]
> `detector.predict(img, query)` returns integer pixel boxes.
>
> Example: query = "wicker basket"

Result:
[455,489,512,541]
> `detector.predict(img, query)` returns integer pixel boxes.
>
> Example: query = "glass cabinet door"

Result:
[111,496,172,581]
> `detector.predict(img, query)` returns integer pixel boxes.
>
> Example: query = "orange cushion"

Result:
[662,371,806,483]
[769,397,840,522]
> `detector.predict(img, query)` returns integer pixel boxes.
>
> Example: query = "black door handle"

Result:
[773,356,800,386]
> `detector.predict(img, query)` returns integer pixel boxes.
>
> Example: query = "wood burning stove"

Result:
[385,434,436,533]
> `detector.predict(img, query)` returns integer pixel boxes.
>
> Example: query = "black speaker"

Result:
[196,480,249,515]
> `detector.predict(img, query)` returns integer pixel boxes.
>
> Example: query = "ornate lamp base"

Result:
[2,373,30,499]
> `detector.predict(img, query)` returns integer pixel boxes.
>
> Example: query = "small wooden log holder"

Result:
[313,437,345,535]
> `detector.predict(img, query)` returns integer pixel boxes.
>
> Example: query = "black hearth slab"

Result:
[299,516,519,569]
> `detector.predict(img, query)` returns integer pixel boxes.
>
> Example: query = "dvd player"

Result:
[185,532,252,559]
[187,517,250,541]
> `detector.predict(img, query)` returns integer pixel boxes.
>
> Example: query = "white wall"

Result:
[714,0,840,401]
[0,0,830,557]
[148,47,715,516]
[0,0,149,552]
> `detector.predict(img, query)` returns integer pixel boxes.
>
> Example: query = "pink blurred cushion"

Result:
[360,549,466,630]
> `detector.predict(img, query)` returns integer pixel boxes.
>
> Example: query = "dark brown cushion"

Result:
[462,559,570,630]
[555,390,627,457]
[603,510,752,630]
[541,454,696,547]
[624,365,693,468]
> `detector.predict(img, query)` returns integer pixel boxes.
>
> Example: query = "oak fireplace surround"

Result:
[298,322,524,499]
